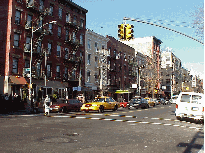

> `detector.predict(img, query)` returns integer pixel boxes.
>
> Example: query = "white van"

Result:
[171,95,178,104]
[175,92,204,121]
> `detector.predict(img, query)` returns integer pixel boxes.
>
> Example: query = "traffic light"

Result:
[125,24,134,40]
[118,24,125,40]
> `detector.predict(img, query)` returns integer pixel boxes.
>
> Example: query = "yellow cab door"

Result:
[104,97,112,110]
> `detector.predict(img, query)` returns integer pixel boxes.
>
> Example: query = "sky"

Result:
[72,0,204,79]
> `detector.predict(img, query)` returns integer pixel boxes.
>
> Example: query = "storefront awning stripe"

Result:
[9,76,27,85]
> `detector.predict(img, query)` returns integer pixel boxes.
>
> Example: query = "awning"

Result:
[9,76,27,85]
[115,90,131,94]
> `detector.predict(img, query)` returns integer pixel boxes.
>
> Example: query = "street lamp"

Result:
[29,20,57,111]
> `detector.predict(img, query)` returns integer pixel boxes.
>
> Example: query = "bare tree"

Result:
[192,3,204,42]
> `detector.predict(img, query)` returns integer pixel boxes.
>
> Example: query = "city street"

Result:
[0,104,203,153]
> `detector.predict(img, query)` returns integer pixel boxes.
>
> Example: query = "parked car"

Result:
[145,98,156,107]
[120,102,129,108]
[165,99,171,105]
[175,92,204,121]
[153,98,159,105]
[171,95,178,104]
[157,98,165,105]
[50,99,82,113]
[127,98,149,109]
[81,96,119,113]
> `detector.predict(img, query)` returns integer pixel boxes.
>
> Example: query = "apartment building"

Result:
[107,36,136,101]
[160,49,182,98]
[0,0,87,101]
[121,36,162,98]
[85,29,109,98]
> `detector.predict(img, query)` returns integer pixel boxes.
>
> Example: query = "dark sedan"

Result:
[127,98,149,109]
[50,99,82,113]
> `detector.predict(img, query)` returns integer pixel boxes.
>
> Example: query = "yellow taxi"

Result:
[81,96,119,113]
[145,98,156,107]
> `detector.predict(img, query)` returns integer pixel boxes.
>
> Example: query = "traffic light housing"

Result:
[125,24,134,40]
[118,24,125,40]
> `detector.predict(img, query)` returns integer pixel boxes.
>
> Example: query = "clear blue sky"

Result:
[73,0,204,78]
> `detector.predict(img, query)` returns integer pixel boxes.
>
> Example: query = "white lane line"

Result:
[103,119,113,121]
[110,115,120,116]
[76,117,87,119]
[115,120,124,122]
[90,118,101,120]
[164,119,171,121]
[164,124,172,126]
[140,122,150,124]
[127,121,137,123]
[151,118,160,120]
[151,123,162,125]
[173,125,180,127]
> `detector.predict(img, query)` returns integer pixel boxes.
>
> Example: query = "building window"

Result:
[80,34,83,45]
[59,7,62,19]
[65,29,69,41]
[47,64,51,78]
[15,10,21,24]
[14,33,20,47]
[12,58,18,74]
[73,16,77,25]
[66,13,70,23]
[48,42,52,54]
[37,62,41,77]
[95,42,98,52]
[57,45,61,57]
[95,72,98,81]
[72,32,76,42]
[88,39,91,49]
[56,65,60,79]
[87,70,90,82]
[80,19,84,28]
[64,67,68,80]
[72,69,76,79]
[39,0,44,11]
[25,60,30,68]
[25,36,31,51]
[58,26,61,37]
[26,14,32,28]
[102,45,105,49]
[38,17,43,30]
[48,23,53,34]
[87,54,91,65]
[65,48,69,59]
[49,4,53,16]
[37,41,42,53]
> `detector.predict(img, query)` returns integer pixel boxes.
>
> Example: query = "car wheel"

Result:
[113,105,118,111]
[99,106,104,113]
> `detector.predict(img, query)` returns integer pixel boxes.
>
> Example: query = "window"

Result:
[66,13,70,23]
[87,71,90,82]
[25,60,30,68]
[59,7,62,19]
[58,26,61,37]
[80,34,83,45]
[65,29,69,41]
[12,58,18,74]
[102,45,105,49]
[88,39,91,49]
[26,14,32,28]
[95,42,98,52]
[47,64,51,78]
[56,65,60,79]
[37,41,42,53]
[15,10,21,24]
[72,32,76,42]
[48,23,53,34]
[57,45,61,57]
[65,48,69,59]
[14,33,20,47]
[87,54,91,65]
[48,42,52,54]
[72,69,76,79]
[39,0,44,11]
[95,56,98,67]
[25,36,31,51]
[80,19,84,28]
[37,62,41,77]
[73,16,77,25]
[49,4,53,16]
[94,72,98,81]
[64,67,68,80]
[38,17,43,29]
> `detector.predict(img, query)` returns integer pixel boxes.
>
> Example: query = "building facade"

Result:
[107,36,136,101]
[0,0,87,105]
[84,29,109,99]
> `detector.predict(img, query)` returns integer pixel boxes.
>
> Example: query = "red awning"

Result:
[9,76,27,85]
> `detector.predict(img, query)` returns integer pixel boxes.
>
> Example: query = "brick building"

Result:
[0,0,87,103]
[106,36,136,101]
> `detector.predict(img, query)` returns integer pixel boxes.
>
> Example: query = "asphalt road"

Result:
[0,104,203,153]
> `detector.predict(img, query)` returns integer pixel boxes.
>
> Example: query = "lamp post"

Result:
[29,20,57,111]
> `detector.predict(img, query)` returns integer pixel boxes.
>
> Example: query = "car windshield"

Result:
[93,98,105,102]
[130,99,141,103]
